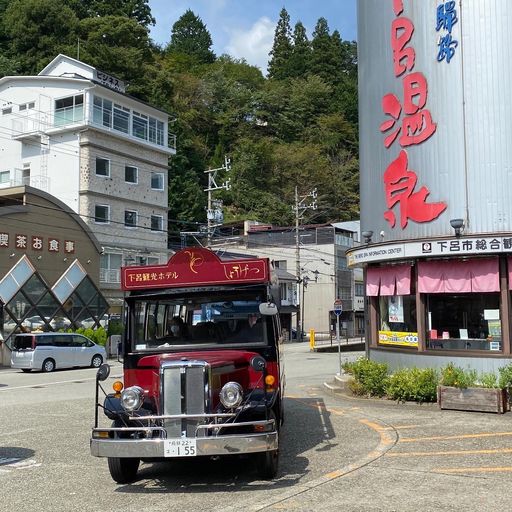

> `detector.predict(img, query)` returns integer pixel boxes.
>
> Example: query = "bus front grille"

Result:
[160,361,210,438]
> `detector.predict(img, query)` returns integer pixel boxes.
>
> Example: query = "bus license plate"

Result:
[164,439,197,457]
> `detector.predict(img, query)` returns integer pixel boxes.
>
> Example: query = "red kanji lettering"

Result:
[393,0,404,15]
[383,150,447,228]
[403,72,428,113]
[391,17,415,77]
[400,111,436,146]
[381,93,402,147]
[381,72,437,148]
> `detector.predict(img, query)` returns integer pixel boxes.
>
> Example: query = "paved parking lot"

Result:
[1,346,511,511]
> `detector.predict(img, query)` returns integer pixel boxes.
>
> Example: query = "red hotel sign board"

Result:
[121,248,270,291]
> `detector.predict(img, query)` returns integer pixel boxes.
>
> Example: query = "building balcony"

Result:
[100,268,121,284]
[10,109,176,154]
[0,174,50,192]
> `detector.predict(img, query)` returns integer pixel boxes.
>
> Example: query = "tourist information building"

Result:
[348,0,512,372]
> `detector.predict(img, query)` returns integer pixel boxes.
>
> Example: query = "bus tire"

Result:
[107,457,140,484]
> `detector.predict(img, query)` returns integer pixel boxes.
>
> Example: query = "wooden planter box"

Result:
[438,385,510,414]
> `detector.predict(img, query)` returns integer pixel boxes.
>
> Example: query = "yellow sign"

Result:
[378,330,418,347]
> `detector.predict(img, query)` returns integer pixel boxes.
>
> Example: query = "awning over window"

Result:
[366,265,411,296]
[418,258,499,293]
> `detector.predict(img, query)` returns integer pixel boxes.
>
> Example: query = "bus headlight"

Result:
[120,386,145,412]
[219,382,243,409]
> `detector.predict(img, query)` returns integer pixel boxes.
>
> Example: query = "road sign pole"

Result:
[333,299,343,375]
[337,318,341,375]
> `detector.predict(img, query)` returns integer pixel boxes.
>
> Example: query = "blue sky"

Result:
[148,1,357,73]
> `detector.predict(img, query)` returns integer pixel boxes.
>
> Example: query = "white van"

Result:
[10,333,107,372]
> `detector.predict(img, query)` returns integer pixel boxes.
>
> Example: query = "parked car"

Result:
[10,332,106,372]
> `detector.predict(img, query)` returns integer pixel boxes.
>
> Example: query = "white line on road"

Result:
[0,374,122,392]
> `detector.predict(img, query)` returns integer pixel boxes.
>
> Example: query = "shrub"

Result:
[478,372,499,389]
[385,367,439,403]
[341,359,356,375]
[498,363,512,389]
[439,363,477,389]
[66,326,107,346]
[348,357,389,397]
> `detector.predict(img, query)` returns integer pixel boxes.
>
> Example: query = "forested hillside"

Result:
[0,1,359,240]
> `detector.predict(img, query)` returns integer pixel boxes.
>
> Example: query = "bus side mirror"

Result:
[259,302,278,316]
[96,363,110,382]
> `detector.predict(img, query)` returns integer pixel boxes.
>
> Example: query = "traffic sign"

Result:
[333,299,343,316]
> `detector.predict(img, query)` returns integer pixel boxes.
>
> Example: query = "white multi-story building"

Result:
[0,54,175,310]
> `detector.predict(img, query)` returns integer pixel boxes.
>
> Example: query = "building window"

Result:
[94,204,110,224]
[2,107,12,115]
[151,215,163,231]
[426,294,501,351]
[355,283,364,296]
[149,118,165,145]
[125,166,138,184]
[336,256,348,269]
[96,157,110,177]
[0,170,10,184]
[54,94,84,126]
[19,102,34,111]
[274,260,287,270]
[132,111,148,140]
[100,253,122,283]
[124,210,137,228]
[418,258,501,351]
[378,295,418,347]
[151,172,164,190]
[93,96,112,128]
[113,103,130,133]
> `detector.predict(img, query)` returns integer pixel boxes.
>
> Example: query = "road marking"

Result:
[433,466,512,474]
[382,425,419,431]
[359,419,396,446]
[217,417,398,512]
[0,457,20,465]
[400,431,512,443]
[0,374,122,391]
[386,447,512,458]
[0,457,41,476]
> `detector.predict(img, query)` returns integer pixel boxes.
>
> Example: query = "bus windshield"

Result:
[129,292,269,352]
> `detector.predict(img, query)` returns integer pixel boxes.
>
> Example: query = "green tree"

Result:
[310,17,339,84]
[267,7,293,80]
[77,15,154,97]
[3,0,79,74]
[255,75,332,142]
[166,9,215,64]
[288,21,311,79]
[66,0,154,27]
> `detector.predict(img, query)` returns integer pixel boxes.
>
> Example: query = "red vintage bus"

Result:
[91,248,284,483]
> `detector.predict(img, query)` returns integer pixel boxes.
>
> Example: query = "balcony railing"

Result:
[100,268,121,284]
[0,175,50,192]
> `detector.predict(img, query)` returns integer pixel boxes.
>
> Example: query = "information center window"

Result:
[366,264,417,349]
[418,258,501,352]
[426,294,501,351]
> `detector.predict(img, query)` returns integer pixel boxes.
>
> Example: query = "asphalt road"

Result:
[1,344,512,511]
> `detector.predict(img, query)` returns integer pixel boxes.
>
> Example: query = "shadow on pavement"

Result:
[114,397,335,493]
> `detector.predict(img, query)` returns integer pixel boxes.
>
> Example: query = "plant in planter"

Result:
[438,363,509,414]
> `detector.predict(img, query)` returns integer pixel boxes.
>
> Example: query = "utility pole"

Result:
[292,186,317,341]
[204,156,231,247]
